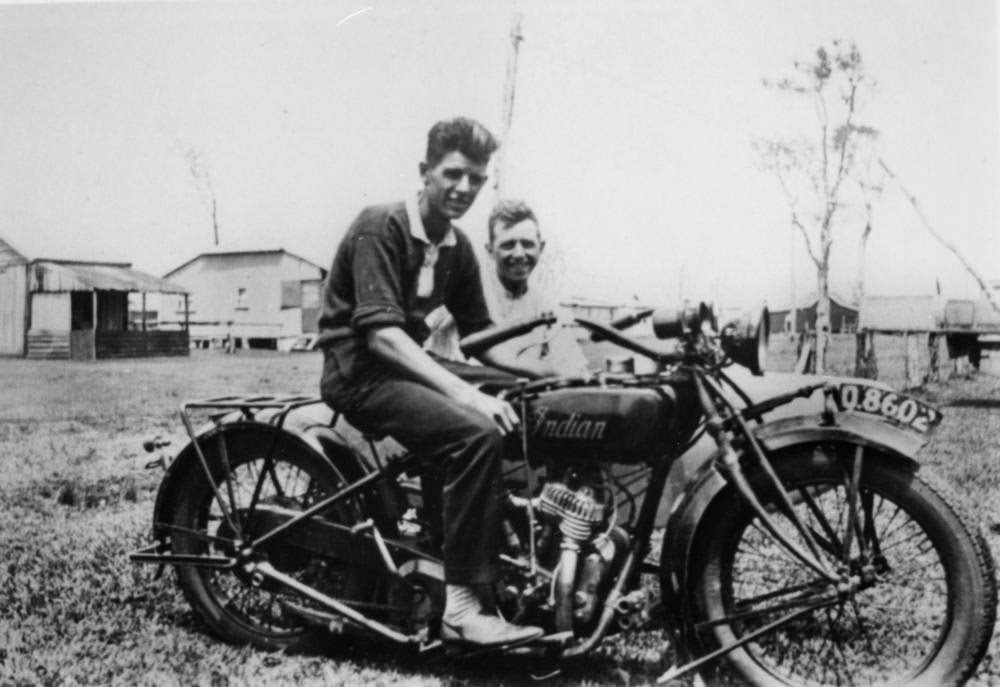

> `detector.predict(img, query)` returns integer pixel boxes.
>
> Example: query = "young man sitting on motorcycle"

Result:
[424,198,590,377]
[317,117,544,648]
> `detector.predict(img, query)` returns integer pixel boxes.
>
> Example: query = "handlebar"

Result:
[459,313,558,358]
[606,307,655,333]
[574,317,679,365]
[590,308,655,343]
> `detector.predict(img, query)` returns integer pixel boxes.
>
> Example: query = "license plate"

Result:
[836,383,943,433]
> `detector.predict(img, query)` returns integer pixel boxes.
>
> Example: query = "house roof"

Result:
[31,260,188,294]
[163,248,326,279]
[768,291,858,314]
[0,236,29,266]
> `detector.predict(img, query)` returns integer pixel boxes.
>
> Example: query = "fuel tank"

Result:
[524,386,673,465]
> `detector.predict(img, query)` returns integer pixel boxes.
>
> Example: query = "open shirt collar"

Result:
[406,195,457,247]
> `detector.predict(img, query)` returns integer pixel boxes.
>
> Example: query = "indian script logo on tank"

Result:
[530,406,609,441]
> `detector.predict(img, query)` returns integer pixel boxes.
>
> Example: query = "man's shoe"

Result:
[441,613,544,648]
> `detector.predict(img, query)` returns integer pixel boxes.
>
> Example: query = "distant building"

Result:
[163,249,326,349]
[0,237,28,356]
[860,287,1000,331]
[560,297,641,325]
[858,294,943,331]
[0,235,189,359]
[768,293,859,334]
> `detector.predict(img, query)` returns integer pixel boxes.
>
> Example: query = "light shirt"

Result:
[405,195,456,297]
[424,268,590,376]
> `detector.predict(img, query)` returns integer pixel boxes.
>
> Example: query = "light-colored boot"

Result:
[441,584,544,647]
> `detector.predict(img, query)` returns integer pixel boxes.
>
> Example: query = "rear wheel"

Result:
[687,443,996,686]
[166,429,376,651]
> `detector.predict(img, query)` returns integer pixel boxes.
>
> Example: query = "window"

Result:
[235,287,248,311]
[175,295,193,316]
[281,280,302,309]
[301,280,320,309]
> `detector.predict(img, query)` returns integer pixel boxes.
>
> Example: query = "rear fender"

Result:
[659,412,928,626]
[151,419,377,540]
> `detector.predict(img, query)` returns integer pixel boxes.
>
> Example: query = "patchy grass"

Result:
[0,347,997,685]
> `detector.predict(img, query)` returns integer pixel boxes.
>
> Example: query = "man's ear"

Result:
[538,239,546,255]
[484,240,495,256]
[418,161,428,178]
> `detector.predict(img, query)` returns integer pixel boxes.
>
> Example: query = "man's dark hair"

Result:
[425,117,499,168]
[488,199,539,243]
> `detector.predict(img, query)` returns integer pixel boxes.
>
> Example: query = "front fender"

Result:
[755,412,930,459]
[659,411,930,627]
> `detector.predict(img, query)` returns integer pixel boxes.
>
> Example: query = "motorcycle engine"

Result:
[501,466,630,632]
[538,480,606,540]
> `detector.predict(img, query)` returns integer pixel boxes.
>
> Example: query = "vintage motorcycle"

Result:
[131,304,996,685]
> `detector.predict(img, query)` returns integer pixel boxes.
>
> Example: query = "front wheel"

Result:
[687,443,996,686]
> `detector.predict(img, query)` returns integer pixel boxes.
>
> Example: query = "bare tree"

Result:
[757,41,878,372]
[185,148,220,246]
[852,153,885,377]
[854,152,885,305]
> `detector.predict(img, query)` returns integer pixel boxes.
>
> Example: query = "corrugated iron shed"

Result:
[30,260,188,294]
[0,237,29,268]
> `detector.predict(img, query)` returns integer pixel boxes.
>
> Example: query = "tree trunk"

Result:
[815,269,831,374]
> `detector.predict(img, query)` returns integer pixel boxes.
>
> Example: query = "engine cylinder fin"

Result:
[539,482,607,542]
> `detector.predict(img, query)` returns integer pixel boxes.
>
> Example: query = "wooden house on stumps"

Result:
[0,236,190,360]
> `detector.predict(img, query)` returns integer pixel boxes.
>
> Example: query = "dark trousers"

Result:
[320,344,503,585]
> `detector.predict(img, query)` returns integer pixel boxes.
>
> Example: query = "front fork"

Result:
[693,372,844,582]
[656,373,874,684]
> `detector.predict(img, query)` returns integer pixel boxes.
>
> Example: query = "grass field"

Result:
[1,340,998,686]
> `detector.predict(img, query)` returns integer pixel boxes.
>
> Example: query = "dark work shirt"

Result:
[317,201,492,363]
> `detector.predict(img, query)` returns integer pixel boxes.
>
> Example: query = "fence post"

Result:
[925,332,940,384]
[904,332,923,389]
[854,329,878,379]
[795,332,815,374]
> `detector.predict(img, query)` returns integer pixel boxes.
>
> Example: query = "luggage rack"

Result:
[134,393,331,572]
[177,393,327,459]
[183,392,324,411]
[181,392,324,424]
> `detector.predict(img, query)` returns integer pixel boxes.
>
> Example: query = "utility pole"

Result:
[494,13,523,195]
[789,218,797,338]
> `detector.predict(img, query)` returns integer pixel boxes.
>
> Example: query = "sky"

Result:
[1,0,998,310]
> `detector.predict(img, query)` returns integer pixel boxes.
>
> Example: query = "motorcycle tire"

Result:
[166,429,376,652]
[686,442,996,687]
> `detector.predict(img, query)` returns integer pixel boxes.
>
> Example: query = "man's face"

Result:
[420,151,489,220]
[488,218,544,291]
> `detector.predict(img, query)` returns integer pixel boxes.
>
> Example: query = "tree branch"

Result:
[879,158,1000,315]
[792,212,822,270]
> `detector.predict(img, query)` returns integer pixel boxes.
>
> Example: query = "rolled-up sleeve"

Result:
[350,232,408,332]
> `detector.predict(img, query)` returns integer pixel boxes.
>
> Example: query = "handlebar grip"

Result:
[575,317,671,363]
[599,308,655,339]
[459,314,558,358]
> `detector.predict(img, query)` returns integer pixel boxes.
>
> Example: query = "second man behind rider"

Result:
[424,198,590,378]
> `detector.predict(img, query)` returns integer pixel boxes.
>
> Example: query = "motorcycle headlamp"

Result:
[719,306,770,376]
[651,302,716,340]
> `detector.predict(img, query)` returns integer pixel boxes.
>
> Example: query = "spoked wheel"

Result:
[687,443,996,687]
[166,429,377,651]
